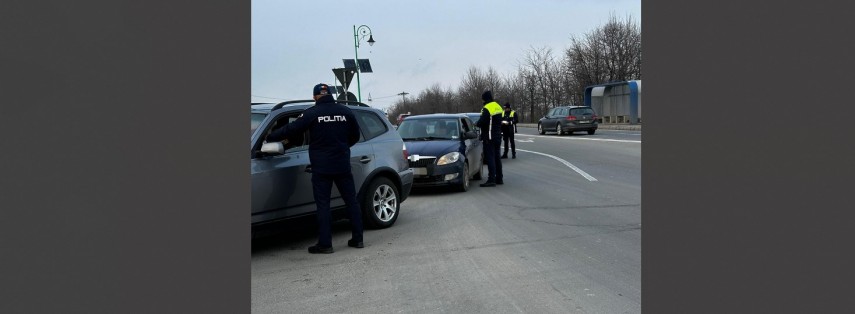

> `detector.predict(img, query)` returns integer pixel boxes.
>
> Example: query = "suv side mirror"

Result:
[260,142,284,155]
[463,131,478,139]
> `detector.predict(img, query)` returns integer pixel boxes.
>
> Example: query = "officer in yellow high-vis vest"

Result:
[475,90,504,186]
[501,102,518,159]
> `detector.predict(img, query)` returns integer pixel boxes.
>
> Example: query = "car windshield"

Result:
[466,114,481,129]
[251,112,267,135]
[397,118,460,141]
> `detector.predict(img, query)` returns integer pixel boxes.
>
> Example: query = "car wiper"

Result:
[403,136,450,141]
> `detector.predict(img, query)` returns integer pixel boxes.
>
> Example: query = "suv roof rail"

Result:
[270,99,370,111]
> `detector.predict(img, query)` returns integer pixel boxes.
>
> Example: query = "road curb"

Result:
[517,123,641,131]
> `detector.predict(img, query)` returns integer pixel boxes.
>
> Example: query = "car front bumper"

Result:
[411,161,464,188]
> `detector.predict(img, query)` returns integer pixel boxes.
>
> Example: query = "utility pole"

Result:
[397,91,409,105]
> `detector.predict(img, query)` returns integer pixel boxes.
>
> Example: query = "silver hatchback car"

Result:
[251,100,414,233]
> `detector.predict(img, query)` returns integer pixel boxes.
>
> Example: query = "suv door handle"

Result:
[360,156,372,163]
[304,165,312,173]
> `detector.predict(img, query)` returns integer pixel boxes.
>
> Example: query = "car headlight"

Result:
[436,152,460,165]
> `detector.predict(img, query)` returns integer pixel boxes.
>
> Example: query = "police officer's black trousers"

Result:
[482,137,503,182]
[311,172,364,248]
[502,129,515,156]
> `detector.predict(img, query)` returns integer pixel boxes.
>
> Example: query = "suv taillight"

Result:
[592,114,598,121]
[566,116,576,121]
[402,143,409,160]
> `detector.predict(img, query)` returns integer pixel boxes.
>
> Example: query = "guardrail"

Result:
[517,123,641,131]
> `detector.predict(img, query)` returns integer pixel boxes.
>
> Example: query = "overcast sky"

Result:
[252,0,640,111]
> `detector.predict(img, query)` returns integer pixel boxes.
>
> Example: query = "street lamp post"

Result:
[353,24,375,102]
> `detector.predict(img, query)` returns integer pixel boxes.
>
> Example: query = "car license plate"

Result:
[580,120,591,124]
[413,167,427,175]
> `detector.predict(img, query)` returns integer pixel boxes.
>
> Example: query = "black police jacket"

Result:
[267,95,361,174]
[501,110,518,133]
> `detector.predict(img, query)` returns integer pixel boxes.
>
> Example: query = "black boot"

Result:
[308,245,334,254]
[347,239,364,248]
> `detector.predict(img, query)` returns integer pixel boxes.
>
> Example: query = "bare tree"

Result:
[387,14,640,125]
[458,66,491,112]
[520,66,540,122]
[565,13,641,91]
[522,46,566,117]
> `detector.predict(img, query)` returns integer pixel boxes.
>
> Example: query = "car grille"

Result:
[413,176,444,184]
[409,157,436,168]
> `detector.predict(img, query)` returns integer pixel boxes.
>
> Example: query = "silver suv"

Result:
[251,100,414,233]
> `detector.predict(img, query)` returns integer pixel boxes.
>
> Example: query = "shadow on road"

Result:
[251,216,360,255]
[407,185,463,196]
[252,185,458,254]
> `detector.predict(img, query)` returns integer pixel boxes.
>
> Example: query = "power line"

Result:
[369,94,402,100]
[251,94,287,101]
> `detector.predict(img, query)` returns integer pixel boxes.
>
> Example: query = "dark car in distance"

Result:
[251,100,414,236]
[396,114,484,192]
[538,106,599,135]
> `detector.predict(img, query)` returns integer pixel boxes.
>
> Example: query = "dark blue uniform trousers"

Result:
[311,172,363,248]
[482,137,503,182]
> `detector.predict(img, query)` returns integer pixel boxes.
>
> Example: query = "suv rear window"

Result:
[355,110,388,141]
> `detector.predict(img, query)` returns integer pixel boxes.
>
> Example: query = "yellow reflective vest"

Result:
[481,101,504,140]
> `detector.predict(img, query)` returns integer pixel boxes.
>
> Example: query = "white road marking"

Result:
[515,139,534,143]
[519,134,640,143]
[516,148,598,182]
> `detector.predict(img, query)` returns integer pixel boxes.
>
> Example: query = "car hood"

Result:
[404,140,462,157]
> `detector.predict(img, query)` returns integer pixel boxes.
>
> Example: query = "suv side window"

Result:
[256,112,309,156]
[355,110,388,141]
[547,108,557,117]
[251,112,266,135]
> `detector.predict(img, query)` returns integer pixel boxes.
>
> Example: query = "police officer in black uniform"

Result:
[501,102,518,159]
[267,83,364,254]
[476,90,504,186]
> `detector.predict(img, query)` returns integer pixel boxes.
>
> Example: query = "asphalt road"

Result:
[251,126,641,313]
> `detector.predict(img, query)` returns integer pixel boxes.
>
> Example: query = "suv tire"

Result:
[538,123,545,135]
[362,177,400,229]
[587,129,596,135]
